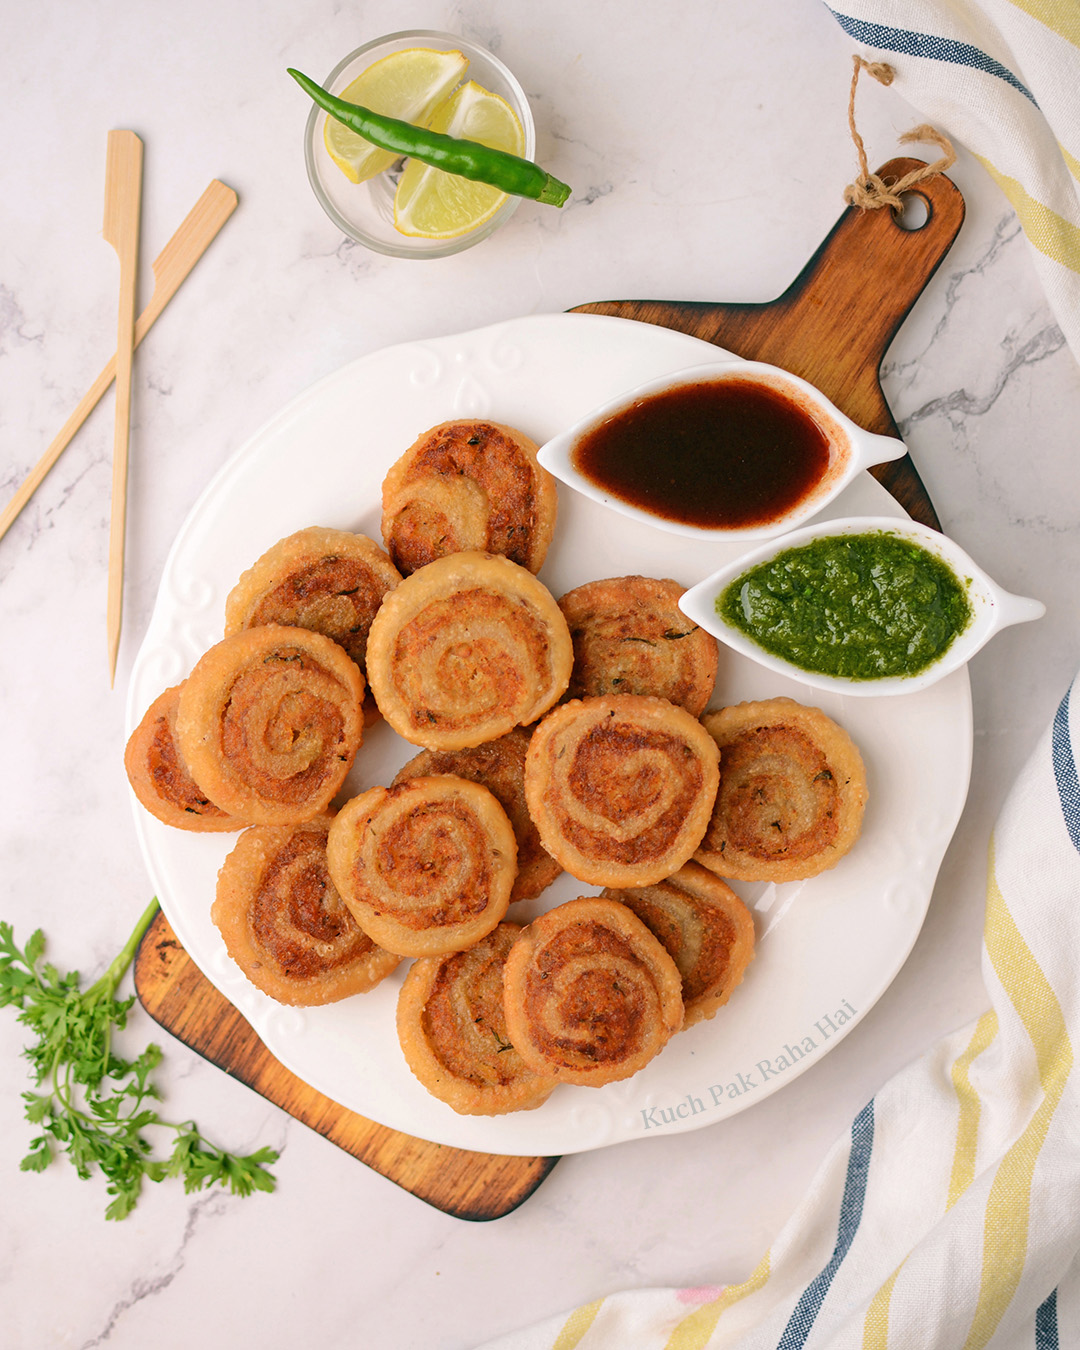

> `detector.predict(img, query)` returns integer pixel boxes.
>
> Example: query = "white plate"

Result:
[128,313,972,1157]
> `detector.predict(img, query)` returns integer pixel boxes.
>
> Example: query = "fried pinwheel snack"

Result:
[558,575,718,715]
[212,816,400,1006]
[176,625,365,826]
[393,727,561,903]
[695,697,867,882]
[602,861,755,1028]
[397,922,556,1116]
[502,897,684,1087]
[224,525,401,680]
[365,550,572,751]
[524,694,720,887]
[326,776,517,957]
[124,684,240,832]
[381,419,558,575]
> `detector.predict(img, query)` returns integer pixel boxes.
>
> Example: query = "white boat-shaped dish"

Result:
[679,514,1044,697]
[537,359,905,541]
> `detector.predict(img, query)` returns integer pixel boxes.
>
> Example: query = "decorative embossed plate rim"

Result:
[127,313,972,1156]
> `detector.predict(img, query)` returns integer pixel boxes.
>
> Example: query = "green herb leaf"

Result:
[20,1138,52,1173]
[2,900,279,1220]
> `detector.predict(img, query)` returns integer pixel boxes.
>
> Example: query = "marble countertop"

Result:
[2,2,1078,1347]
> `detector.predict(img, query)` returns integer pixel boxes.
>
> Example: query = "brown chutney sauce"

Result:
[570,378,833,529]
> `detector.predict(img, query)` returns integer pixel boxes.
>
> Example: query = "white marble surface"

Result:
[1,2,1078,1347]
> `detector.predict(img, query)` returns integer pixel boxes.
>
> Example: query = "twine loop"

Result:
[843,55,956,210]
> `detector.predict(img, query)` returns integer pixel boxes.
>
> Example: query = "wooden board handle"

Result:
[573,158,965,528]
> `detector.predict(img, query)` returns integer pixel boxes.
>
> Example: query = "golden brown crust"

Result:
[602,861,755,1028]
[124,685,240,832]
[224,526,401,671]
[558,575,718,715]
[365,551,573,750]
[502,897,684,1086]
[524,695,720,887]
[325,776,517,957]
[695,698,867,882]
[211,816,400,1005]
[396,922,556,1115]
[381,420,558,575]
[175,625,365,826]
[393,728,561,903]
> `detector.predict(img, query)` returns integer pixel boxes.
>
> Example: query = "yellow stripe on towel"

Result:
[862,1007,1001,1347]
[1004,0,1080,48]
[864,1009,999,1350]
[862,1264,903,1350]
[962,841,1074,1350]
[664,1251,772,1350]
[1060,143,1080,184]
[972,153,1080,275]
[948,1010,1000,1210]
[552,1299,604,1350]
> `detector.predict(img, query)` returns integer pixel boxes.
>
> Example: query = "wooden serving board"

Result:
[133,156,963,1219]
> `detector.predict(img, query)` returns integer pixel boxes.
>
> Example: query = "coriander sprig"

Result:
[0,898,278,1220]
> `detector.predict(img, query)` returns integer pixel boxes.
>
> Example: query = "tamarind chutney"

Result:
[569,377,833,529]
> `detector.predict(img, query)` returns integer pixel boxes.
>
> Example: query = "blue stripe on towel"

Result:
[776,1100,875,1349]
[1035,1287,1059,1349]
[1051,686,1080,855]
[827,10,1039,107]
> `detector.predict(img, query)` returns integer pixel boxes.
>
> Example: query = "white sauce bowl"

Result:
[536,359,906,542]
[677,515,1045,697]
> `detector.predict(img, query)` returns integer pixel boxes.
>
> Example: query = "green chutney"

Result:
[717,531,973,680]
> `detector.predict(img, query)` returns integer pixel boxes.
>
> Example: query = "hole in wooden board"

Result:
[894,191,931,231]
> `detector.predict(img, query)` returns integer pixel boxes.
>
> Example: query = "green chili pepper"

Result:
[288,68,572,207]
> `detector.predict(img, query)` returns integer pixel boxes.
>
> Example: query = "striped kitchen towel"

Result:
[826,0,1080,362]
[473,671,1080,1346]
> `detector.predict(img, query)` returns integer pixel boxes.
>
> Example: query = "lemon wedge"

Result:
[324,46,468,184]
[393,81,526,239]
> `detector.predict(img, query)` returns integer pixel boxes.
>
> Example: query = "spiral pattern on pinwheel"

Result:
[212,817,400,1006]
[176,625,364,825]
[326,776,517,957]
[394,727,561,903]
[695,698,867,882]
[396,923,555,1115]
[602,861,755,1028]
[502,898,684,1086]
[224,526,401,673]
[381,420,557,576]
[366,551,572,750]
[524,695,719,887]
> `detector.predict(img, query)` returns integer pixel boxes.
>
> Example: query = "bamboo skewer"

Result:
[103,130,144,685]
[0,180,239,546]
